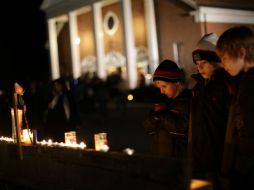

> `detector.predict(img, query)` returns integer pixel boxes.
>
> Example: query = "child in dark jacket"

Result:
[189,33,234,189]
[143,59,191,158]
[216,26,254,190]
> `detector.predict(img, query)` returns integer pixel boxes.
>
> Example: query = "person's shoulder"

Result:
[191,73,204,85]
[212,68,237,95]
[246,67,254,75]
[212,68,233,84]
[191,73,201,80]
[178,88,192,99]
[213,68,230,78]
[182,88,192,95]
[242,68,254,83]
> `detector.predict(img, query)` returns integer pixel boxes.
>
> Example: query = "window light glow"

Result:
[74,37,80,45]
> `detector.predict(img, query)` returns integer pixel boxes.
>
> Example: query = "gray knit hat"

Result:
[192,33,220,64]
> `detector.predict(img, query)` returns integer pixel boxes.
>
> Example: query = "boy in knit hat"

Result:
[192,33,221,79]
[216,26,254,190]
[189,33,234,189]
[143,59,191,158]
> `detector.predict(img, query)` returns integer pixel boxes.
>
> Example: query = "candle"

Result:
[22,129,33,145]
[64,131,77,144]
[94,132,108,151]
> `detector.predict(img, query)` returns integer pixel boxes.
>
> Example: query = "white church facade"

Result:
[41,0,254,89]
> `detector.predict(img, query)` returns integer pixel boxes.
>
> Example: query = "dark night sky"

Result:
[0,0,49,87]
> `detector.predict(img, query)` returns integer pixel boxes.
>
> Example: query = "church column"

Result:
[93,2,106,80]
[48,18,60,80]
[121,0,137,89]
[69,11,81,79]
[144,0,159,73]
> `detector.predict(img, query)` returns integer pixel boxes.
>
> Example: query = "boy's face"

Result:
[154,80,180,99]
[219,52,245,76]
[196,60,216,79]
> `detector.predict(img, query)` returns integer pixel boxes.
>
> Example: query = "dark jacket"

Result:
[222,68,254,177]
[143,88,191,158]
[189,68,233,175]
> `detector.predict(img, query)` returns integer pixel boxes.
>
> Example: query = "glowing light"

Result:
[100,144,110,152]
[65,131,77,144]
[47,139,53,146]
[191,179,212,189]
[127,94,134,101]
[146,74,152,80]
[0,136,14,143]
[74,37,80,45]
[40,139,47,145]
[123,148,134,155]
[22,129,33,145]
[0,136,86,150]
[80,142,87,149]
[94,132,108,151]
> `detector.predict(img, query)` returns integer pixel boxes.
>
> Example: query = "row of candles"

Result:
[0,130,134,155]
[0,133,87,150]
[7,106,133,154]
[0,130,110,152]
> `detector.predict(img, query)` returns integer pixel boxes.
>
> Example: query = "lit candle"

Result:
[79,142,87,149]
[94,132,109,151]
[22,129,33,145]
